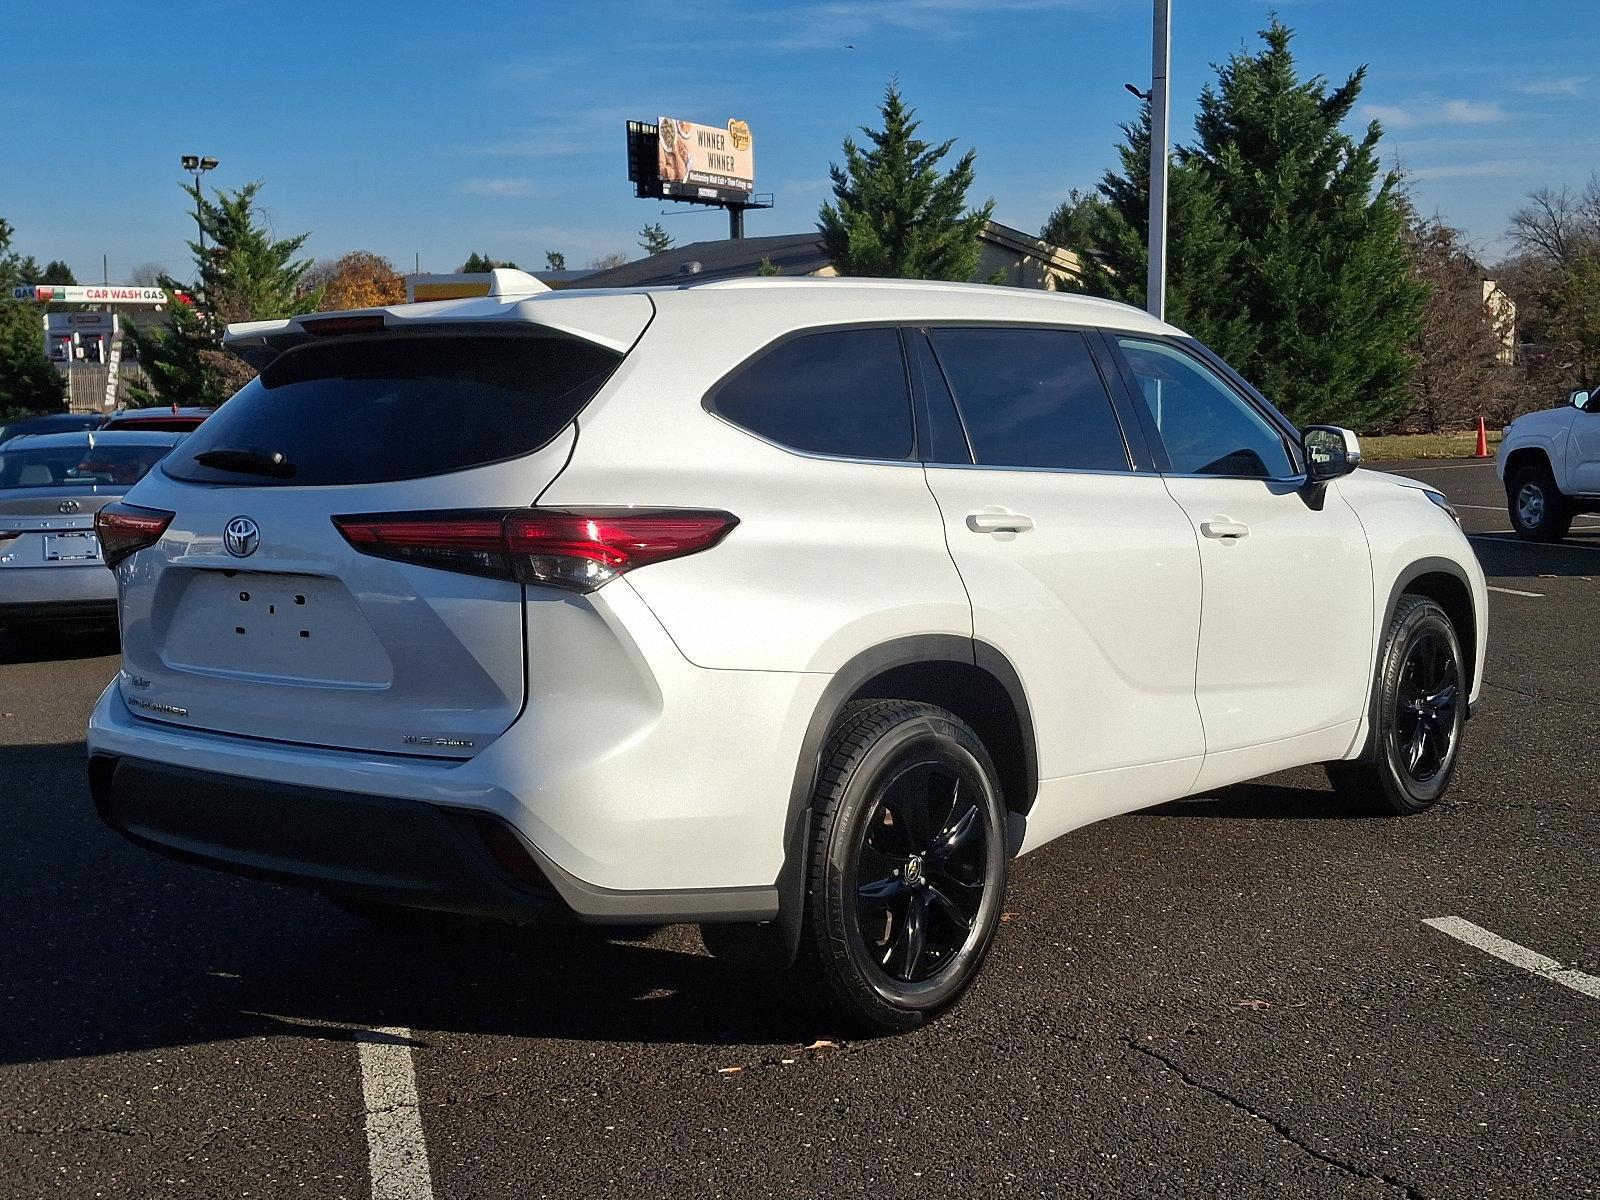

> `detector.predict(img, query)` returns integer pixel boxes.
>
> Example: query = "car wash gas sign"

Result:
[11,284,168,305]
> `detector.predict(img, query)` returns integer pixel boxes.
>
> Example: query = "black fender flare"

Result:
[769,634,1036,965]
[1353,556,1480,761]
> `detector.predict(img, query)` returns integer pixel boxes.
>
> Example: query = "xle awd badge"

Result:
[224,516,260,558]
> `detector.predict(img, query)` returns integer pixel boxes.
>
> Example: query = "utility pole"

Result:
[1146,0,1172,321]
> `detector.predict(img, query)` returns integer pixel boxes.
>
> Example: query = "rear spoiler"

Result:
[223,270,650,371]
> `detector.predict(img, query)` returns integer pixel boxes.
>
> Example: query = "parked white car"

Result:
[1497,387,1600,541]
[87,273,1486,1032]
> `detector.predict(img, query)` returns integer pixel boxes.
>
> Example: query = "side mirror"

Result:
[1303,426,1362,482]
[1571,389,1593,411]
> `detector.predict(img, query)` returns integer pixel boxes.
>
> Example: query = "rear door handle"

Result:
[966,509,1034,534]
[1200,518,1250,540]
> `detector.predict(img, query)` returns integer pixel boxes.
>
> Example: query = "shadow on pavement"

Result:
[1149,779,1377,820]
[1467,533,1599,580]
[0,623,120,666]
[0,740,824,1070]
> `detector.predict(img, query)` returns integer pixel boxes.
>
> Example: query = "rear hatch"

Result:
[114,312,647,758]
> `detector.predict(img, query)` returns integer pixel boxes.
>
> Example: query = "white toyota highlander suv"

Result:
[88,272,1486,1032]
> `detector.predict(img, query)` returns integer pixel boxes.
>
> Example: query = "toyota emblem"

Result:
[223,516,260,558]
[58,499,80,514]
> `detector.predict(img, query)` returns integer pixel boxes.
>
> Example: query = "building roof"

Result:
[579,233,830,288]
[579,221,1081,289]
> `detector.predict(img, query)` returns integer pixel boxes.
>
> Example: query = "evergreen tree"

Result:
[819,80,995,281]
[1043,104,1247,357]
[1186,19,1422,428]
[0,218,65,416]
[40,259,76,285]
[638,223,674,256]
[1052,20,1423,430]
[460,252,517,272]
[545,250,566,271]
[125,180,321,406]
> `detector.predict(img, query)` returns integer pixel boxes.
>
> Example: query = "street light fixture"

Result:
[180,153,219,259]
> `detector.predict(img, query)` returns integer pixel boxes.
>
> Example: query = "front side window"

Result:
[928,327,1130,471]
[709,327,913,461]
[1115,337,1295,479]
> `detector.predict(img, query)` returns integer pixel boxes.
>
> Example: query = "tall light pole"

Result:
[180,154,219,261]
[1146,0,1172,321]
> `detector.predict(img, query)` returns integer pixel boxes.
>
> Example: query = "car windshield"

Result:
[0,444,173,489]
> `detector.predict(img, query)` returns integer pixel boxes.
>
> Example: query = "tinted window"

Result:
[909,330,972,464]
[711,327,912,460]
[1115,337,1294,479]
[928,327,1129,471]
[165,334,620,487]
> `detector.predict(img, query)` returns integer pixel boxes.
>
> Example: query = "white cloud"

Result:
[457,178,537,197]
[1406,158,1553,182]
[1514,75,1589,97]
[1362,97,1506,130]
[747,0,1123,51]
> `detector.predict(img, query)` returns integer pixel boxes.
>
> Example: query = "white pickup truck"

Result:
[1496,387,1600,541]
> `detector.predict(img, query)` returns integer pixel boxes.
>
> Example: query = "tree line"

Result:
[1,17,1593,430]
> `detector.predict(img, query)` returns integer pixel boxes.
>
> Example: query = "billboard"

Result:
[627,116,752,206]
[11,284,168,305]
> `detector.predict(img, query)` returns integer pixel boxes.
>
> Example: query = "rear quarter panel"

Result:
[537,292,972,673]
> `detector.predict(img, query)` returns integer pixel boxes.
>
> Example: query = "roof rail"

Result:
[487,268,551,297]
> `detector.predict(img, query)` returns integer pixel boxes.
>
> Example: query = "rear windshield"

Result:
[164,333,622,487]
[0,444,174,489]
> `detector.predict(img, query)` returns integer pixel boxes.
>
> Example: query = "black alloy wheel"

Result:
[1389,628,1461,785]
[802,700,1008,1033]
[852,759,989,984]
[1326,594,1467,814]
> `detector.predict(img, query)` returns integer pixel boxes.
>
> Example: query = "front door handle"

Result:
[1200,518,1250,540]
[966,509,1035,534]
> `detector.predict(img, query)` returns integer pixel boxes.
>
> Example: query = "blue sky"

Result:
[3,1,1595,282]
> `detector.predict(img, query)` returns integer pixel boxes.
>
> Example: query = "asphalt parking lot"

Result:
[1,458,1594,1199]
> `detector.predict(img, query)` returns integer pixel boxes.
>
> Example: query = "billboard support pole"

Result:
[729,206,745,239]
[1146,0,1171,322]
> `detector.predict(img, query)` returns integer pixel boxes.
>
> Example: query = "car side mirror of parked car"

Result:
[1302,426,1362,483]
[1571,388,1593,412]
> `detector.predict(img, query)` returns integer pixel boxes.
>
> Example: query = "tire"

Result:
[798,699,1009,1035]
[1326,595,1466,815]
[1507,462,1572,542]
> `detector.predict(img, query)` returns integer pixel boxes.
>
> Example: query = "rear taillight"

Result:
[95,503,174,569]
[331,508,738,593]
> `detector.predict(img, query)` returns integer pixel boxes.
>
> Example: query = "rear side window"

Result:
[165,334,620,487]
[709,327,913,461]
[928,328,1130,471]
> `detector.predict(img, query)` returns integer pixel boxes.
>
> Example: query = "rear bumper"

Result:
[89,754,777,925]
[0,598,117,624]
[0,563,116,623]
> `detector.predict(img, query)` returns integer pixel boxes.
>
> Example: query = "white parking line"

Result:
[1392,462,1495,471]
[357,1027,436,1200]
[1424,917,1600,1000]
[1486,585,1544,597]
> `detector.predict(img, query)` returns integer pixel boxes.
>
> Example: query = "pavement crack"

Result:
[1121,1037,1430,1200]
[1482,678,1600,711]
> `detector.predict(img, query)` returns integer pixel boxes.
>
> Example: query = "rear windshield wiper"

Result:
[192,448,295,478]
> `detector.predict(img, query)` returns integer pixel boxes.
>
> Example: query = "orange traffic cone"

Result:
[1473,416,1489,458]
